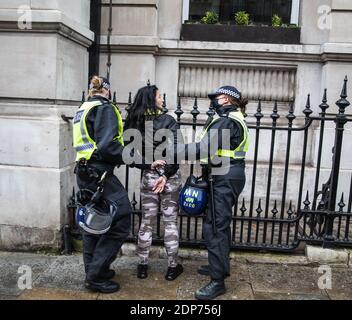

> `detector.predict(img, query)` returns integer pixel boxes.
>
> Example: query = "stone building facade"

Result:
[0,0,351,250]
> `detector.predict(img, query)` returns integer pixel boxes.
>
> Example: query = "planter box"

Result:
[180,23,301,45]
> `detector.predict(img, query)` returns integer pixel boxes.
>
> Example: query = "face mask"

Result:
[211,98,222,110]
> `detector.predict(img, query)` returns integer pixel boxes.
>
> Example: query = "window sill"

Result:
[180,23,301,45]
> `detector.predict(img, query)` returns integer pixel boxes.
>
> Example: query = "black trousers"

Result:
[77,167,132,282]
[203,174,245,281]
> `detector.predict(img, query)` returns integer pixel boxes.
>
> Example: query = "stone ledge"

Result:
[159,40,352,63]
[322,42,352,54]
[0,225,61,252]
[100,35,159,47]
[120,243,352,266]
[231,251,312,266]
[0,9,94,47]
[306,245,349,265]
[0,101,78,121]
[0,21,93,48]
[332,0,352,11]
[120,243,316,265]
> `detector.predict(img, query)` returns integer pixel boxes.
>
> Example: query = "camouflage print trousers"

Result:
[137,169,181,267]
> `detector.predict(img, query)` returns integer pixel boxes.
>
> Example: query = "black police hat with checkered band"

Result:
[208,86,241,100]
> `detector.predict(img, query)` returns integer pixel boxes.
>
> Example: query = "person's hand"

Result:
[151,160,166,170]
[153,176,167,194]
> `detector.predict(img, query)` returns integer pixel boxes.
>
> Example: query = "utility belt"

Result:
[74,159,114,180]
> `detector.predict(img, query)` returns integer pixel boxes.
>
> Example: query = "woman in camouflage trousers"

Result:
[124,84,184,281]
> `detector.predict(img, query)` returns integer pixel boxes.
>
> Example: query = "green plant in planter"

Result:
[201,11,219,24]
[272,14,283,27]
[235,11,250,26]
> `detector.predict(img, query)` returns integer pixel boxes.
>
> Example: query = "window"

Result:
[189,0,293,25]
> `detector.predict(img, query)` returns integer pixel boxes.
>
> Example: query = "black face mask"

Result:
[211,98,223,110]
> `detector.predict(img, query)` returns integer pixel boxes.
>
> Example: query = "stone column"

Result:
[99,0,160,102]
[300,0,352,106]
[156,0,183,108]
[0,0,93,250]
[322,0,352,104]
[299,0,352,207]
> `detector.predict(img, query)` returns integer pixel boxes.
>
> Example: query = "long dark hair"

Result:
[228,95,248,115]
[125,85,159,132]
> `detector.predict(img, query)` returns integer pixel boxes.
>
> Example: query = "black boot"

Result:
[197,265,210,276]
[100,268,116,280]
[137,264,148,279]
[165,264,184,281]
[195,280,226,300]
[85,279,120,294]
[85,266,116,282]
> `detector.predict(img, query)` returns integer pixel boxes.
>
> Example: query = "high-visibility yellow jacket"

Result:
[199,110,249,161]
[73,99,124,162]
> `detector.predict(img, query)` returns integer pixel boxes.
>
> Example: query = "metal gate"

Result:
[66,77,352,253]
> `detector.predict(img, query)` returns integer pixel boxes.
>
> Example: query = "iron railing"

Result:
[65,77,352,253]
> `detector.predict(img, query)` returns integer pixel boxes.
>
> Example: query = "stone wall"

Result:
[0,0,93,251]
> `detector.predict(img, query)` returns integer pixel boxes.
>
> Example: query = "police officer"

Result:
[73,76,160,293]
[155,85,249,300]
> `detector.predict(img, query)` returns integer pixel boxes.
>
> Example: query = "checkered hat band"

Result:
[217,88,240,99]
[102,81,110,90]
[89,81,110,90]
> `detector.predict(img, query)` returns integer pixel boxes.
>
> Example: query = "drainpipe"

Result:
[88,0,102,81]
[106,0,113,81]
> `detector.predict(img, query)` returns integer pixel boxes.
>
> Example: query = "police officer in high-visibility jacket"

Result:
[154,85,249,300]
[73,75,159,294]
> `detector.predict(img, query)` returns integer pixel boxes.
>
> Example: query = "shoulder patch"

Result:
[73,110,84,124]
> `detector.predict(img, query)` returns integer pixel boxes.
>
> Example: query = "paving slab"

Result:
[18,287,99,300]
[111,256,169,274]
[220,282,254,300]
[325,290,352,300]
[173,261,254,300]
[1,251,352,301]
[325,267,352,293]
[0,295,18,300]
[231,252,311,266]
[248,264,324,295]
[174,261,210,300]
[253,291,330,300]
[0,252,56,296]
[33,255,86,292]
[97,269,179,300]
[227,262,251,283]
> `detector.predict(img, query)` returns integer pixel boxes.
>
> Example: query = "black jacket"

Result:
[178,105,245,168]
[85,96,126,167]
[124,112,180,179]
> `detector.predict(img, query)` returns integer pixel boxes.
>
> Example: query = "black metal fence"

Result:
[66,77,352,253]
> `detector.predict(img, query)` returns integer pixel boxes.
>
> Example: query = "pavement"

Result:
[0,247,352,301]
